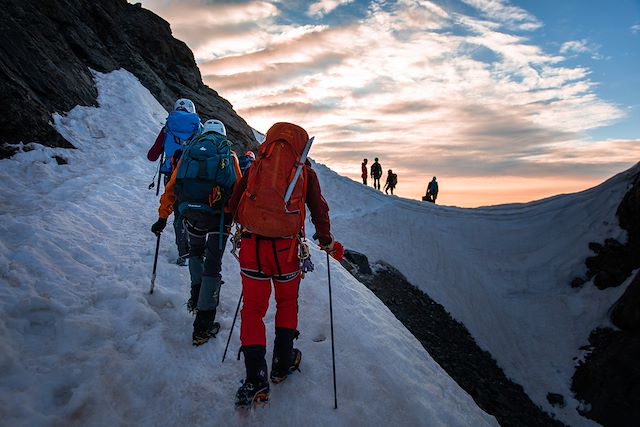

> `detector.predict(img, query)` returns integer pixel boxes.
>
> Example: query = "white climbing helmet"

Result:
[203,119,226,136]
[173,98,196,114]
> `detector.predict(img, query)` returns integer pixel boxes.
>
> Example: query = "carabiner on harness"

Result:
[298,238,314,278]
[230,224,242,260]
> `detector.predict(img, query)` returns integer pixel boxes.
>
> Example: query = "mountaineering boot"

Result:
[236,346,270,408]
[235,381,270,408]
[270,328,302,384]
[186,283,201,315]
[192,309,219,346]
[271,349,302,384]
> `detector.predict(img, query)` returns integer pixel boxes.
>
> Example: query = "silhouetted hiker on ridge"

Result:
[371,157,382,190]
[361,158,368,185]
[384,169,398,195]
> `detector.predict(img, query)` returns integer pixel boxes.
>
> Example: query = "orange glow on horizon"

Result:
[336,169,604,208]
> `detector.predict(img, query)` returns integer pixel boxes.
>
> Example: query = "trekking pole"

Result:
[149,232,161,294]
[327,252,338,409]
[221,226,244,362]
[222,290,243,363]
[148,153,164,194]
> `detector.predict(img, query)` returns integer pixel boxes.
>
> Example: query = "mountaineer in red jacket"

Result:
[228,122,344,408]
[361,158,368,185]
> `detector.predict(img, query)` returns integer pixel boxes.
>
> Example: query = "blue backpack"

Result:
[174,131,236,216]
[161,110,202,174]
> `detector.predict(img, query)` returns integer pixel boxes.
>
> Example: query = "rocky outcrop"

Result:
[572,272,640,427]
[570,169,640,425]
[610,271,640,331]
[341,250,565,427]
[0,0,258,158]
[571,327,640,427]
[572,168,640,290]
[584,238,635,289]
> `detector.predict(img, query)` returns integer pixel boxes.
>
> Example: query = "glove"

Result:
[151,218,167,235]
[320,238,345,262]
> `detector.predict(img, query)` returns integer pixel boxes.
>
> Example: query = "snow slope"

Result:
[315,159,638,426]
[0,69,496,426]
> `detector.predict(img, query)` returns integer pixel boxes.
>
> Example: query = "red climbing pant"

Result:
[239,234,301,347]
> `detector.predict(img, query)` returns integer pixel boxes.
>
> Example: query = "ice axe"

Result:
[284,136,314,204]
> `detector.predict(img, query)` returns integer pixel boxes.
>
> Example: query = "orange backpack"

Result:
[236,123,312,238]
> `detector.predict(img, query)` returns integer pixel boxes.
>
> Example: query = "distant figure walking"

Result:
[424,176,438,203]
[370,157,382,190]
[361,158,368,185]
[384,169,398,195]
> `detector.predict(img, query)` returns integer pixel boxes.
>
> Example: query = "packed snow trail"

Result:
[0,69,496,426]
[313,158,638,426]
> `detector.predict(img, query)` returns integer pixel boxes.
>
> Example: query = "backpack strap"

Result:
[286,166,308,264]
[262,140,277,159]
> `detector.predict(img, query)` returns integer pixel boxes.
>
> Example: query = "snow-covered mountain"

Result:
[0,69,498,427]
[315,154,638,426]
[252,128,266,144]
[1,0,638,423]
[1,67,638,426]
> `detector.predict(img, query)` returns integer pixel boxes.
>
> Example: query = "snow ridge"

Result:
[0,69,495,426]
[313,157,637,426]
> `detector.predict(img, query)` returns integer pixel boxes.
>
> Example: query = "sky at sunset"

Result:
[138,0,640,207]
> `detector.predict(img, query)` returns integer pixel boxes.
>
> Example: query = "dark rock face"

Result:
[570,169,640,425]
[546,393,566,408]
[343,249,372,275]
[585,238,634,290]
[617,172,640,244]
[341,250,565,427]
[53,155,68,165]
[571,327,640,427]
[610,272,640,331]
[0,0,258,157]
[572,169,640,290]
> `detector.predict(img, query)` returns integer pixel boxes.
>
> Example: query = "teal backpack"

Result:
[174,131,236,216]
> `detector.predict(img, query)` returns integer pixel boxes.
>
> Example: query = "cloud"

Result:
[632,24,640,34]
[197,24,345,76]
[140,0,634,206]
[560,40,590,54]
[459,0,542,31]
[308,0,355,18]
[203,52,347,91]
[559,39,605,60]
[140,0,281,60]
